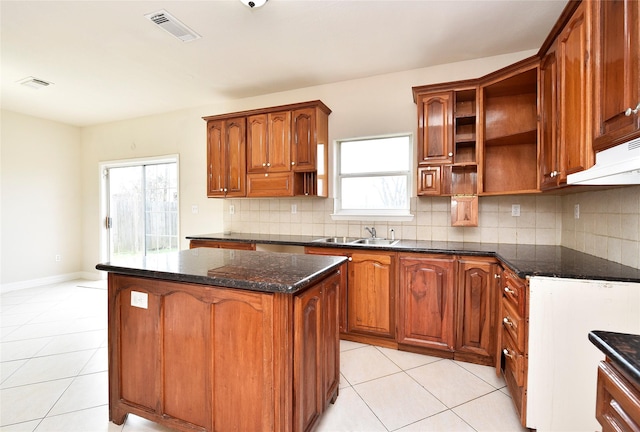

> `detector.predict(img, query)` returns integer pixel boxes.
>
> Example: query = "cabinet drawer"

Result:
[502,270,525,315]
[501,298,525,351]
[247,172,294,197]
[502,331,525,387]
[596,361,640,431]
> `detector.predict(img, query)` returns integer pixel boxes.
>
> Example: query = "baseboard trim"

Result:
[1,271,102,294]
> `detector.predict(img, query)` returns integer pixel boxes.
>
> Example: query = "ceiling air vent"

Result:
[17,76,53,90]
[144,9,201,42]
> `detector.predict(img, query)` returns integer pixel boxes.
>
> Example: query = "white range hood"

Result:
[567,136,640,185]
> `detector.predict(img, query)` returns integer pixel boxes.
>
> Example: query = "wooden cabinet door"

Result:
[417,92,454,165]
[593,0,640,150]
[456,258,499,365]
[557,1,593,182]
[540,48,560,190]
[322,272,341,408]
[207,118,246,197]
[417,166,442,196]
[207,120,226,197]
[247,114,268,173]
[397,254,455,352]
[292,108,317,171]
[293,281,323,432]
[347,251,396,339]
[267,111,292,172]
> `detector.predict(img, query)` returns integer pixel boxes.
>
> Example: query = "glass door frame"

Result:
[99,154,180,267]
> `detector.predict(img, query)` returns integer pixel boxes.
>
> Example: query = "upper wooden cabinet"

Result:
[557,0,593,181]
[204,100,331,198]
[539,1,594,190]
[206,117,246,198]
[415,91,454,165]
[247,111,292,174]
[592,0,640,150]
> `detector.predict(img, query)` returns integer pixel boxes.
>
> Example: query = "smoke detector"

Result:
[17,76,53,90]
[144,10,201,42]
[240,0,268,8]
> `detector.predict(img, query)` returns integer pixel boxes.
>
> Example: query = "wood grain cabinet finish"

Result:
[592,0,640,151]
[247,111,292,174]
[416,92,454,165]
[540,47,561,190]
[204,100,331,198]
[455,258,499,365]
[305,247,396,347]
[189,239,256,250]
[556,0,594,182]
[206,117,246,197]
[397,253,456,354]
[596,360,640,431]
[108,270,342,432]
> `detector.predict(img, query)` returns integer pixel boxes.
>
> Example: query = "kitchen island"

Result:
[96,248,347,432]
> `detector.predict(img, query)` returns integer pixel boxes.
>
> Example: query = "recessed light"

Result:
[17,76,53,90]
[240,0,268,8]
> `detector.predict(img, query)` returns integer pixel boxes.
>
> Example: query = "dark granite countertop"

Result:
[96,248,347,294]
[186,233,640,283]
[589,330,640,385]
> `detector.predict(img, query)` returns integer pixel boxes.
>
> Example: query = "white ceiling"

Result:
[1,0,568,127]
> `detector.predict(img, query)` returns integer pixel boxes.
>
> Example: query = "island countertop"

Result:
[186,232,640,283]
[96,247,347,294]
[589,330,640,385]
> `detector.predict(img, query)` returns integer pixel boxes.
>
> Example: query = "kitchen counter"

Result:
[589,330,640,385]
[186,233,640,283]
[97,247,345,432]
[96,247,347,293]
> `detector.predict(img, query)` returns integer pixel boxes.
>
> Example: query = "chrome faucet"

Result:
[364,227,376,238]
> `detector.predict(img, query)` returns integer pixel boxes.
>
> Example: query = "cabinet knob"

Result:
[550,171,558,178]
[503,316,514,327]
[494,274,501,279]
[291,161,296,165]
[262,163,267,167]
[504,286,515,294]
[448,152,453,157]
[503,348,514,359]
[624,102,640,116]
[267,163,271,167]
[265,173,269,177]
[348,257,352,262]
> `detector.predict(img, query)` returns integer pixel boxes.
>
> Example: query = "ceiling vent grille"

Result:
[144,10,201,42]
[17,76,53,90]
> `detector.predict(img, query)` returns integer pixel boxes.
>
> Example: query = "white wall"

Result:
[1,110,83,288]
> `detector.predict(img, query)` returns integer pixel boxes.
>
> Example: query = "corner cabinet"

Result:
[305,247,396,347]
[206,117,246,198]
[204,100,331,199]
[592,0,640,151]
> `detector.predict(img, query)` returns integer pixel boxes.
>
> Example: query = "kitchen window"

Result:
[333,134,413,221]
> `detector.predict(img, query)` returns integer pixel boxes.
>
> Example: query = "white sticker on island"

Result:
[131,291,148,309]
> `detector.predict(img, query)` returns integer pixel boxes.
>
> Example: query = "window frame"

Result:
[332,133,414,222]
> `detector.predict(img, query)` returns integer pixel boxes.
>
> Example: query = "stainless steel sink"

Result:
[352,238,399,246]
[312,236,360,244]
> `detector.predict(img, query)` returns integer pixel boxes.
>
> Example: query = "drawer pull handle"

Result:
[494,274,501,279]
[503,348,514,359]
[503,317,514,327]
[504,287,515,295]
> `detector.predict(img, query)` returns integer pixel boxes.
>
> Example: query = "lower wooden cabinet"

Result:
[397,253,456,353]
[397,254,499,365]
[596,360,640,431]
[456,257,500,365]
[189,239,256,250]
[108,271,341,432]
[305,247,396,346]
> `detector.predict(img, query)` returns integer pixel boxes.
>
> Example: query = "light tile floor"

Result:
[1,280,526,432]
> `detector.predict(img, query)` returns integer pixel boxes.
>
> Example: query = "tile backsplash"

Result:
[224,194,563,245]
[224,186,640,269]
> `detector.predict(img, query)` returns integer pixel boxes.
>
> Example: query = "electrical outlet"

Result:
[131,291,148,309]
[511,204,521,217]
[291,204,297,214]
[55,254,61,262]
[191,204,199,214]
[229,204,235,215]
[574,204,580,219]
